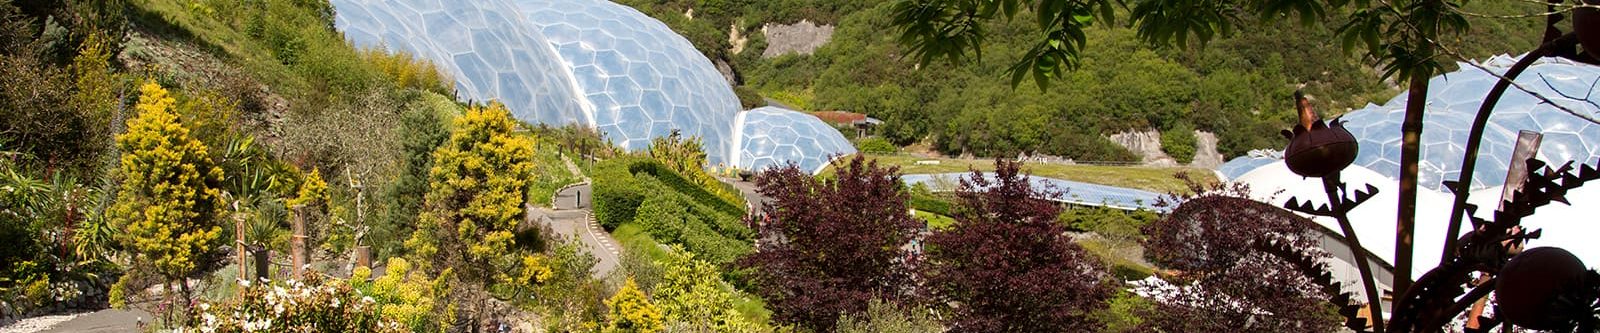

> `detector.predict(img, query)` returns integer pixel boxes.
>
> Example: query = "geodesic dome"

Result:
[331,0,854,171]
[331,0,588,127]
[1219,54,1600,281]
[1220,54,1600,192]
[734,107,858,173]
[516,0,740,162]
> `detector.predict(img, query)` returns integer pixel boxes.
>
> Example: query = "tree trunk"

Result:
[180,278,193,327]
[1395,77,1430,297]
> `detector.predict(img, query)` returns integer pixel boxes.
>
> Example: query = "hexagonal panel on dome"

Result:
[515,0,741,165]
[1223,54,1600,192]
[330,0,588,127]
[735,107,858,173]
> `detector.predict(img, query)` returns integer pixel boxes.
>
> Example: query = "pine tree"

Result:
[406,102,536,327]
[110,81,225,319]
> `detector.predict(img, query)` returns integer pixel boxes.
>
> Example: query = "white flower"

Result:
[238,279,251,288]
[362,296,375,304]
[330,297,340,308]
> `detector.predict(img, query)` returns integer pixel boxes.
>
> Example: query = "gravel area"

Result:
[0,313,84,333]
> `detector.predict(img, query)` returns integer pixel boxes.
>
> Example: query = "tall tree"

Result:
[922,159,1112,332]
[738,155,922,332]
[406,102,537,328]
[110,81,226,321]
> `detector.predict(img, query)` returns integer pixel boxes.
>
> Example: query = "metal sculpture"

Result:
[1261,3,1600,330]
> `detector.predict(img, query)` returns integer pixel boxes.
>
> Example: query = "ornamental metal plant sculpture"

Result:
[1278,7,1600,331]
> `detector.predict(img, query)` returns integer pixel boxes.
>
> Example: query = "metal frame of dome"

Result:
[733,107,857,174]
[331,0,589,128]
[1222,54,1600,192]
[516,0,740,165]
[332,0,856,172]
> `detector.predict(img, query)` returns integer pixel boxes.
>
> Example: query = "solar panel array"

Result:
[902,173,1167,212]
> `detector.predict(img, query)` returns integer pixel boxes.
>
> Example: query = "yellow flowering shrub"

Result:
[605,278,663,333]
[654,248,761,332]
[351,258,454,333]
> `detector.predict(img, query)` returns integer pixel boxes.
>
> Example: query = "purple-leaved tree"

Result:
[1138,178,1343,332]
[923,159,1112,332]
[738,155,923,332]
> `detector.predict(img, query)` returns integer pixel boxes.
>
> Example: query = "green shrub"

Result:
[629,161,744,218]
[734,85,764,109]
[592,158,645,230]
[908,192,951,217]
[633,192,688,242]
[856,137,896,154]
[1058,206,1158,242]
[834,299,943,333]
[1093,290,1154,333]
[1160,122,1197,164]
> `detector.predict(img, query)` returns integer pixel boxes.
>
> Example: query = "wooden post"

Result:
[253,249,269,281]
[291,205,307,279]
[1499,130,1543,211]
[355,246,371,271]
[235,210,247,279]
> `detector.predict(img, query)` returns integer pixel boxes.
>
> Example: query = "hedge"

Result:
[593,157,645,230]
[594,156,754,265]
[628,160,745,216]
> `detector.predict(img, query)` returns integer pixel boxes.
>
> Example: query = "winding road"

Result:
[536,183,622,279]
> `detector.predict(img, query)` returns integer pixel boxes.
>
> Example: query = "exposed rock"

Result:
[728,23,747,55]
[761,20,833,58]
[715,58,737,85]
[1108,129,1177,167]
[1190,130,1225,169]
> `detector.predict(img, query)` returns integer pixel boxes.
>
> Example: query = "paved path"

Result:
[537,183,620,279]
[1,308,148,333]
[35,309,145,333]
[719,176,768,214]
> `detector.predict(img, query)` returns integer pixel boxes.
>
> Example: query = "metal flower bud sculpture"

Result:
[1283,91,1359,179]
[1291,12,1600,330]
[1278,91,1390,332]
[1495,247,1600,331]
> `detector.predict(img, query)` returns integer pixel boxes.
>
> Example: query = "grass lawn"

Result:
[913,210,957,230]
[828,153,1214,194]
[611,223,773,325]
[1077,237,1156,281]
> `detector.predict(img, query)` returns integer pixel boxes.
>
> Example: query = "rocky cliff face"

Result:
[761,20,833,58]
[1191,131,1224,169]
[1108,129,1224,168]
[1110,129,1176,167]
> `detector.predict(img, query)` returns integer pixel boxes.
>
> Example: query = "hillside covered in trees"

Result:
[621,0,1546,162]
